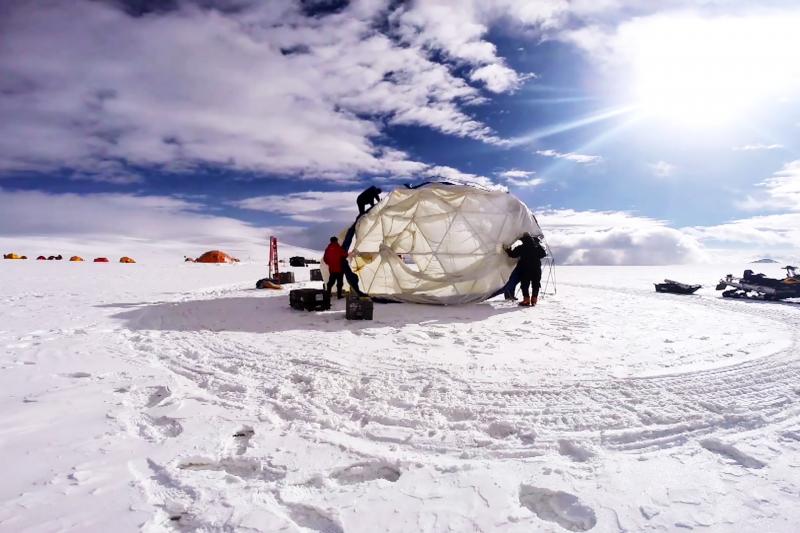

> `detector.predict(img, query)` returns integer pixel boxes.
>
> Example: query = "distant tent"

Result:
[37,256,46,260]
[94,257,109,263]
[3,253,23,260]
[69,256,84,262]
[119,256,136,263]
[48,255,63,261]
[20,256,27,259]
[195,250,237,263]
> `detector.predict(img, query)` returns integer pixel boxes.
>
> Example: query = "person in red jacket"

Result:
[323,236,348,298]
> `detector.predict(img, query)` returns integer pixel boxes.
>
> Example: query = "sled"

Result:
[654,279,701,295]
[256,278,282,290]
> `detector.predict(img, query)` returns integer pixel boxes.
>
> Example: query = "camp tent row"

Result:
[5,250,239,263]
[4,254,137,263]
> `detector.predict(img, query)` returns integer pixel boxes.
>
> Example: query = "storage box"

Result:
[277,271,295,284]
[345,295,373,320]
[309,268,323,281]
[290,288,330,311]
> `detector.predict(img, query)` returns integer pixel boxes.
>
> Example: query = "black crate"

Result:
[345,295,373,320]
[309,268,323,281]
[290,288,330,311]
[277,271,295,284]
[289,256,306,267]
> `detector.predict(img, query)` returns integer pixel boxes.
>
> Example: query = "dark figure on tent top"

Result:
[505,233,546,307]
[323,236,348,299]
[357,186,382,214]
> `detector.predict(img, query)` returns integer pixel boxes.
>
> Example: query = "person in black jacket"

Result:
[505,233,547,306]
[357,186,382,214]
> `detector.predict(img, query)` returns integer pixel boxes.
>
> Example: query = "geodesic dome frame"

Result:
[338,182,546,304]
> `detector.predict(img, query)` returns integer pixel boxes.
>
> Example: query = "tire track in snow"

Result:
[121,282,800,459]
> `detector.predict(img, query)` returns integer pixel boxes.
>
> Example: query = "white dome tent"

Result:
[331,182,553,305]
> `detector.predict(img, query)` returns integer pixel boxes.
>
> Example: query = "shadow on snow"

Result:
[103,292,525,334]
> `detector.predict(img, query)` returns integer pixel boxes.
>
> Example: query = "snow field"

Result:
[1,261,799,531]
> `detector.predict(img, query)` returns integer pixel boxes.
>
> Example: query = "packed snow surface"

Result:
[1,261,799,531]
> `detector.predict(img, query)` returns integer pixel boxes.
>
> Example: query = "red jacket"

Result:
[323,242,347,273]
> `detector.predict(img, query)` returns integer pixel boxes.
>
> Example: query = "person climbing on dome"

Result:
[504,233,547,306]
[356,185,382,215]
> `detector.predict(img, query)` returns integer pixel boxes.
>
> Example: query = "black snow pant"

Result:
[519,268,542,300]
[342,262,366,296]
[357,200,373,215]
[326,272,344,298]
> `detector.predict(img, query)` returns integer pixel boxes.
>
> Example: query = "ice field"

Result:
[1,260,799,532]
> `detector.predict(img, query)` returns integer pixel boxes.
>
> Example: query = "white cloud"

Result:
[507,177,545,188]
[536,149,602,165]
[538,209,707,265]
[733,144,784,151]
[497,169,533,179]
[649,161,675,177]
[0,0,521,182]
[496,169,544,188]
[0,187,307,260]
[735,159,800,211]
[231,191,360,223]
[686,213,800,248]
[681,160,800,259]
[469,64,525,93]
[391,1,564,93]
[422,166,503,190]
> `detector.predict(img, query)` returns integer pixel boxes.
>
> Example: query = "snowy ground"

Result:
[1,260,799,532]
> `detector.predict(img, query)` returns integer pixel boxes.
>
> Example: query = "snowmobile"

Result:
[654,279,701,294]
[715,265,800,301]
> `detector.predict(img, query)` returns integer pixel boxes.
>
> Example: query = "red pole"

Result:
[269,236,278,280]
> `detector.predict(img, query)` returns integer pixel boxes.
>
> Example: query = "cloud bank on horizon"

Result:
[1,0,799,264]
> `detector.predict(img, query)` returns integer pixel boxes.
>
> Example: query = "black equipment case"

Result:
[290,288,330,311]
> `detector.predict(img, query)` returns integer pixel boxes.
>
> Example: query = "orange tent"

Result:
[3,253,23,260]
[119,256,136,263]
[94,257,109,263]
[69,256,84,262]
[195,250,237,263]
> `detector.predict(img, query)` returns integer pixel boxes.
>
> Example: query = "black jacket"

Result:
[357,186,381,206]
[506,235,546,270]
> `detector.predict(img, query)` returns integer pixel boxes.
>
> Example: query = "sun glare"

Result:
[625,13,800,128]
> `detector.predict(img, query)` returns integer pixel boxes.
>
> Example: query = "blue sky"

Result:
[1,0,799,263]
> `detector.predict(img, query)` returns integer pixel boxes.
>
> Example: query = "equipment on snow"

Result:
[290,288,331,311]
[310,268,323,281]
[654,279,701,295]
[256,277,281,289]
[715,266,800,301]
[277,271,295,284]
[345,295,373,320]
